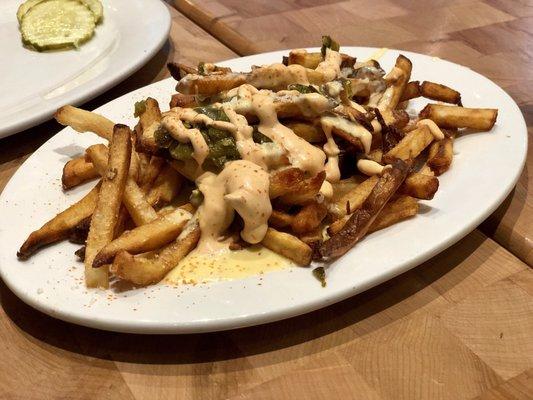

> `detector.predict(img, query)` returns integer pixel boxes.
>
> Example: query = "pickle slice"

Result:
[16,0,46,23]
[80,0,103,24]
[20,0,96,51]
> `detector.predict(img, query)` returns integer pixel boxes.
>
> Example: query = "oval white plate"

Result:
[0,48,527,333]
[0,0,170,137]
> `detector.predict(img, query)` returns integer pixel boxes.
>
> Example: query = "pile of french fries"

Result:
[18,37,498,289]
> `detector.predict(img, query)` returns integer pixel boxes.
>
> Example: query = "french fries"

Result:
[320,160,410,258]
[18,182,100,259]
[146,164,183,208]
[86,144,158,225]
[420,81,462,105]
[427,137,453,175]
[278,171,326,205]
[84,125,131,288]
[20,37,500,290]
[55,105,114,141]
[62,156,98,190]
[419,104,497,131]
[382,125,433,163]
[329,175,378,218]
[261,228,313,266]
[291,202,327,234]
[399,171,439,200]
[93,208,191,267]
[328,195,419,236]
[400,81,421,102]
[112,225,200,286]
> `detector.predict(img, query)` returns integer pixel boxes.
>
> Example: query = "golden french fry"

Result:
[261,228,313,266]
[427,138,453,175]
[320,160,410,258]
[284,121,325,143]
[17,182,100,259]
[146,164,183,208]
[268,210,294,229]
[138,97,162,131]
[278,171,326,205]
[111,225,200,286]
[420,81,461,105]
[269,168,305,198]
[93,208,191,267]
[377,54,412,111]
[419,104,497,131]
[167,62,197,80]
[399,81,421,102]
[176,73,247,95]
[287,50,323,68]
[85,125,131,288]
[330,176,365,202]
[399,171,439,200]
[382,125,433,163]
[329,175,379,218]
[87,144,158,226]
[55,106,114,141]
[170,93,198,108]
[62,156,98,190]
[368,195,419,233]
[291,202,327,234]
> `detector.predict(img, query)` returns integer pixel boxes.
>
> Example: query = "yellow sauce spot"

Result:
[164,245,294,285]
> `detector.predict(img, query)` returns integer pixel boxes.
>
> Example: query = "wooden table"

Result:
[1,2,531,399]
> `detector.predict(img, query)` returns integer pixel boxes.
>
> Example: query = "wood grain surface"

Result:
[174,0,533,266]
[0,1,532,399]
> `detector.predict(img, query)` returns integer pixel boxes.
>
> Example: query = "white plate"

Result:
[0,48,527,333]
[0,0,170,137]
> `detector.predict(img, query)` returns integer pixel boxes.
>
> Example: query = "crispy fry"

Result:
[399,172,439,200]
[427,137,453,175]
[69,216,91,244]
[399,81,421,102]
[284,121,325,143]
[287,50,323,68]
[176,73,247,95]
[382,125,433,163]
[85,125,131,288]
[377,54,412,111]
[55,105,114,141]
[320,160,410,258]
[419,104,497,131]
[138,97,162,131]
[17,182,100,259]
[146,164,183,208]
[62,156,98,190]
[112,225,200,286]
[268,210,294,229]
[140,156,165,190]
[328,195,418,235]
[261,228,313,266]
[291,202,327,234]
[368,195,419,233]
[278,171,326,205]
[329,175,379,218]
[269,168,305,198]
[93,208,191,267]
[420,81,461,105]
[87,144,158,226]
[170,93,198,108]
[167,62,197,80]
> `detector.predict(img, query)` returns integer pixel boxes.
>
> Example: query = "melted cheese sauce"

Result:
[321,115,373,154]
[164,246,294,285]
[417,119,445,140]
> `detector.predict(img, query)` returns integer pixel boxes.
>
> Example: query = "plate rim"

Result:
[0,46,527,334]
